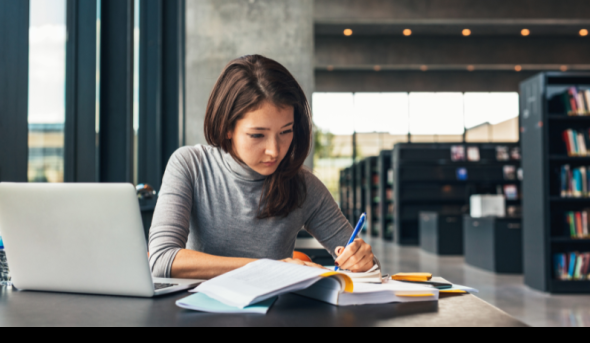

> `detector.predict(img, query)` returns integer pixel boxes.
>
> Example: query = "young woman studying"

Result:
[148,55,376,280]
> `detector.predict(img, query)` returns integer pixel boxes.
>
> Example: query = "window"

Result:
[313,92,520,201]
[28,0,67,182]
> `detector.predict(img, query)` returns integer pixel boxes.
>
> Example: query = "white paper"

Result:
[193,259,330,308]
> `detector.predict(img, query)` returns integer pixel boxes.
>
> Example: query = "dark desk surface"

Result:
[0,286,527,327]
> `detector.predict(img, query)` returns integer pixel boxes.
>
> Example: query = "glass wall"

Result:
[313,92,520,201]
[28,0,67,182]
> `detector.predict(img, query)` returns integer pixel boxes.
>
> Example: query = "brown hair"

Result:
[204,55,312,219]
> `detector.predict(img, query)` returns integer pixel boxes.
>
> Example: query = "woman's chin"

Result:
[252,164,279,176]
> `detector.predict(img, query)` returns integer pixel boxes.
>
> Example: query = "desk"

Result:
[0,286,526,327]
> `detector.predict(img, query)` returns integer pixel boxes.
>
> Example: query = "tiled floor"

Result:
[365,236,590,327]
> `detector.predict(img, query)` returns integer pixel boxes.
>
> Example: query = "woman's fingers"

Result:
[334,238,364,268]
[334,239,375,272]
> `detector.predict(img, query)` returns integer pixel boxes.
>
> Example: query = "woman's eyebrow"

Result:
[249,122,294,131]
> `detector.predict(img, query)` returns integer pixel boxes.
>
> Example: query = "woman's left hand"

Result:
[334,238,375,273]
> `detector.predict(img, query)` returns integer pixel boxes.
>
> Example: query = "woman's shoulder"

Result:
[171,144,222,163]
[168,145,222,174]
[300,167,331,198]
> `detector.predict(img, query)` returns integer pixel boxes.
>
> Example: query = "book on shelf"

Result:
[565,210,590,239]
[503,185,519,200]
[451,145,466,162]
[563,87,590,116]
[554,252,590,281]
[503,165,516,180]
[560,165,590,198]
[510,147,521,161]
[496,146,510,161]
[562,129,590,156]
[467,147,481,162]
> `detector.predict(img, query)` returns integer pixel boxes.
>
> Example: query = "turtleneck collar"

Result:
[221,148,267,182]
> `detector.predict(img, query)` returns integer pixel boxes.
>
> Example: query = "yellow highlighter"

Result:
[392,273,433,282]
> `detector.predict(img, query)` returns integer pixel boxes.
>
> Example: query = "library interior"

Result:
[1,0,590,327]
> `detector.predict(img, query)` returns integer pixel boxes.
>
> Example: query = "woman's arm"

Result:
[170,250,256,279]
[170,250,326,279]
[303,171,376,273]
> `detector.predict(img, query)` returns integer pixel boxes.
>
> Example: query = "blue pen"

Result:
[335,213,366,271]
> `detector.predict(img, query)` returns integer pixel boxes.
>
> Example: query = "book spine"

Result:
[576,212,583,237]
[585,90,590,115]
[561,166,567,198]
[569,252,577,280]
[578,133,587,156]
[569,212,576,237]
[563,131,572,156]
[567,165,573,197]
[582,167,588,196]
[583,211,589,237]
[574,255,584,280]
[583,253,590,278]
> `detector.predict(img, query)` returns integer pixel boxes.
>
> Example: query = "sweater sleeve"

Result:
[302,170,354,258]
[148,147,198,278]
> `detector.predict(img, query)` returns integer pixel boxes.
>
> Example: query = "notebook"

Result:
[295,280,439,306]
[176,293,277,314]
[328,264,383,284]
[192,259,353,309]
[191,259,438,309]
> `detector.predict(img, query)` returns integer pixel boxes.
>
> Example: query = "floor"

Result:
[363,236,590,327]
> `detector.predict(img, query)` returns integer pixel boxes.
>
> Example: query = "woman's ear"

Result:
[227,130,233,140]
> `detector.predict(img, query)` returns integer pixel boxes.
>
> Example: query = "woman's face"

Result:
[228,101,295,176]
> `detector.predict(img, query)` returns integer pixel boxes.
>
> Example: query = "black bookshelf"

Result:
[355,160,368,234]
[339,166,355,226]
[393,143,522,246]
[520,72,590,294]
[365,157,380,237]
[378,150,394,240]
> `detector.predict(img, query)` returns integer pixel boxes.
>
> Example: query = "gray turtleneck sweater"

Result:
[148,145,354,278]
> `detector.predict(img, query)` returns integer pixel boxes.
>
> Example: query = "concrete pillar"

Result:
[185,0,314,167]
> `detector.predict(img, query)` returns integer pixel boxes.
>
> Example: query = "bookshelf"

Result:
[365,156,380,237]
[339,166,355,226]
[378,150,394,240]
[355,160,368,234]
[393,143,522,246]
[521,72,590,294]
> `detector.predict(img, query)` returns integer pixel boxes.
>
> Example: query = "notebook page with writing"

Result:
[193,259,335,308]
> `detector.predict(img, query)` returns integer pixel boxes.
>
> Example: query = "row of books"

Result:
[562,129,590,156]
[560,165,590,198]
[554,252,590,281]
[450,146,521,162]
[562,87,590,116]
[565,211,590,239]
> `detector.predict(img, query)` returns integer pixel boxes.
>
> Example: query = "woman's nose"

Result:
[265,137,280,158]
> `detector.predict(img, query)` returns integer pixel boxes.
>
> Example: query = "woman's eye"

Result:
[249,134,264,139]
[281,130,293,135]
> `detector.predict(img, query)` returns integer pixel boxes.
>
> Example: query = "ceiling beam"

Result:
[315,0,590,21]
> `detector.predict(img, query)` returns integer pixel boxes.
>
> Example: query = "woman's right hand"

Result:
[280,258,328,270]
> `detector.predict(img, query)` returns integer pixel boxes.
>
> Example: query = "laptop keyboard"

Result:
[154,283,178,291]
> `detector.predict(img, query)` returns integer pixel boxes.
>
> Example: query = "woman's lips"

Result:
[262,160,277,167]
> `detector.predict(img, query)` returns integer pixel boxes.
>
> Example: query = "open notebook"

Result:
[191,259,438,309]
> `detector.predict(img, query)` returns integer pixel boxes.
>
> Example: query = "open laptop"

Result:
[0,183,204,297]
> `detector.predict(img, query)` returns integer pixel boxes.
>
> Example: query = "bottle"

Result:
[0,236,10,286]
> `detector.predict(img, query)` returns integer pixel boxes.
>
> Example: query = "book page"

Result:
[194,259,330,308]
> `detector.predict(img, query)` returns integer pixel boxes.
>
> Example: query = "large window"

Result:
[28,0,67,182]
[313,92,520,201]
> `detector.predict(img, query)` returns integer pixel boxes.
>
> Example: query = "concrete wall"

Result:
[185,0,314,151]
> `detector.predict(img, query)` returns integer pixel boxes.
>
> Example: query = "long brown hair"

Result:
[204,55,312,219]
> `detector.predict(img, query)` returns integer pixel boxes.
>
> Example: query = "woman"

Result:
[149,55,376,280]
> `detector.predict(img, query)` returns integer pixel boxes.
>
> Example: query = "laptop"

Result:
[0,183,204,297]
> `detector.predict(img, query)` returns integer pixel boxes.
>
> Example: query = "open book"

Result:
[192,259,438,309]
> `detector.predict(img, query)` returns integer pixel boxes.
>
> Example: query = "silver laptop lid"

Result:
[0,183,155,297]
